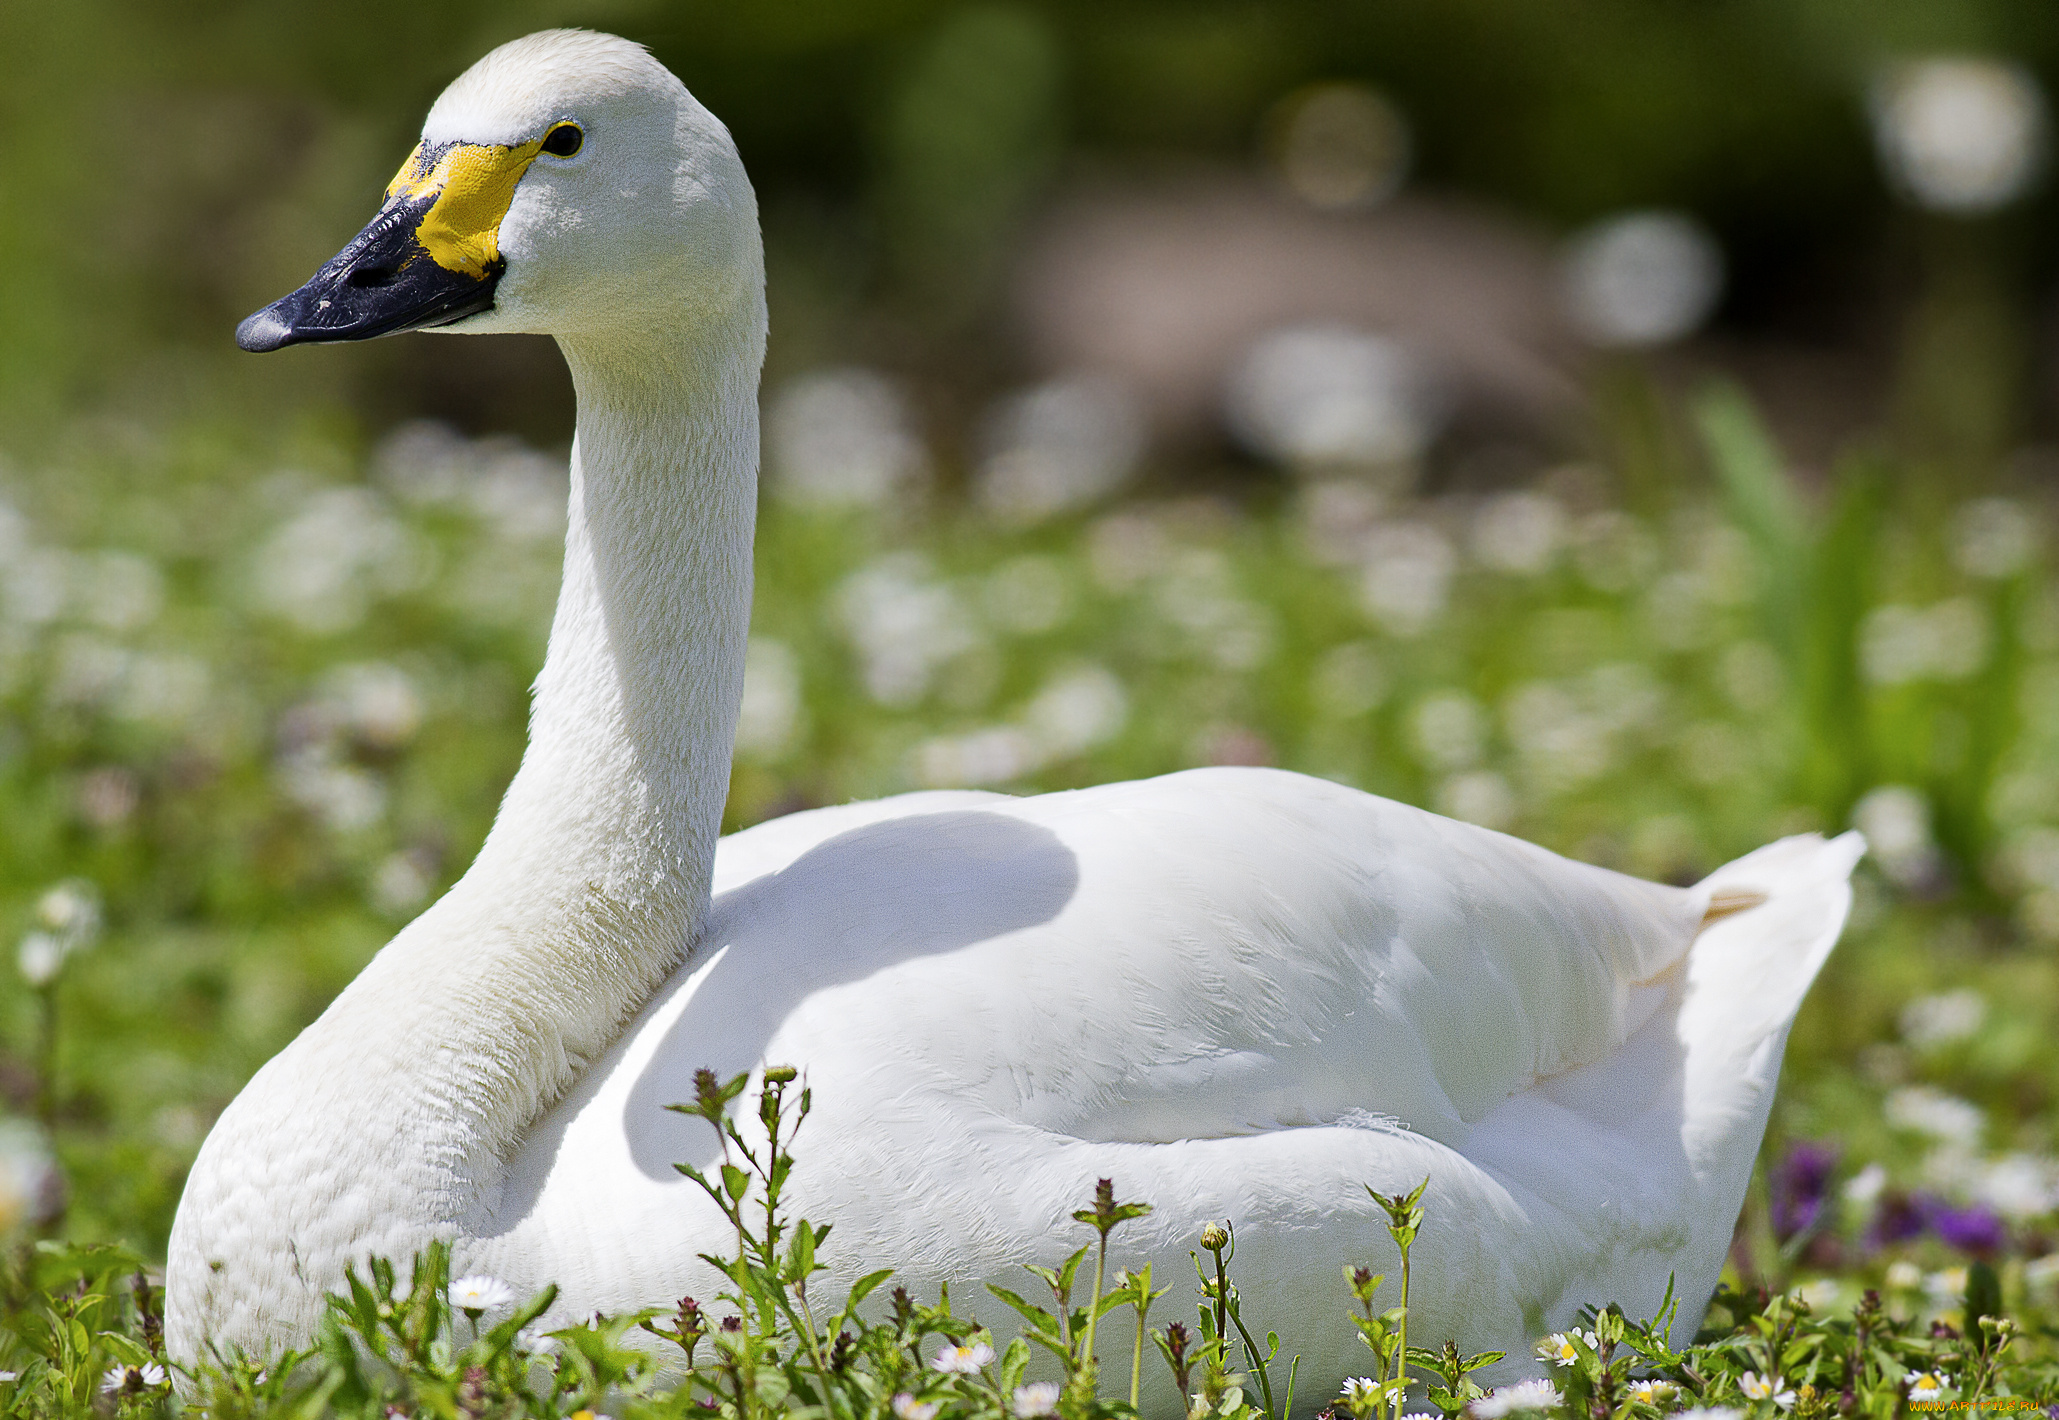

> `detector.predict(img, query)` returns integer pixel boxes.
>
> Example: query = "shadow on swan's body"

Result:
[165,28,1863,1406]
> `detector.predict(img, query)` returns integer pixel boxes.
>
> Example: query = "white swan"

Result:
[167,29,1862,1399]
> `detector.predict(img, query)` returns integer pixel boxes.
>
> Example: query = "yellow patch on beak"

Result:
[384,138,548,279]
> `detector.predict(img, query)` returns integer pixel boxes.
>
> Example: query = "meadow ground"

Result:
[5,376,2059,1412]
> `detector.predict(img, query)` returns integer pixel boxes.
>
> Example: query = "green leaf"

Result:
[988,1285,1064,1339]
[1697,381,1807,574]
[97,1332,151,1367]
[847,1269,894,1310]
[1966,1261,2003,1331]
[1093,1290,1133,1320]
[1001,1335,1032,1391]
[789,1218,817,1279]
[722,1163,752,1201]
[1057,1246,1087,1295]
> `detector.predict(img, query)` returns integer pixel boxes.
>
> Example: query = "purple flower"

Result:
[1769,1141,1840,1241]
[1930,1203,2006,1256]
[1867,1189,1936,1248]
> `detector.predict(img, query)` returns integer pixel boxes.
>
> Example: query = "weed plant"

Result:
[5,1072,2059,1417]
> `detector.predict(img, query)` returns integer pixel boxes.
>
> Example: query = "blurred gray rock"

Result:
[1011,176,1579,449]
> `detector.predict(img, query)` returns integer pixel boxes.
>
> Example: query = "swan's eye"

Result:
[542,123,583,158]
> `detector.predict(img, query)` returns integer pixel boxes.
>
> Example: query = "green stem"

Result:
[1212,1249,1228,1362]
[34,984,57,1130]
[1393,1242,1410,1420]
[1130,1291,1146,1409]
[1226,1303,1276,1420]
[789,1294,840,1406]
[1081,1234,1107,1374]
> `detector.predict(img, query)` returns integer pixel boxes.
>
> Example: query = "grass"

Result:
[5,1072,2059,1416]
[4,374,2059,1410]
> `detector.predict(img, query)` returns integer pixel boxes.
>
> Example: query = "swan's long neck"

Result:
[170,294,765,1332]
[395,306,763,1186]
[478,321,759,950]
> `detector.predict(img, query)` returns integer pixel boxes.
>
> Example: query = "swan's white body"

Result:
[167,30,1862,1402]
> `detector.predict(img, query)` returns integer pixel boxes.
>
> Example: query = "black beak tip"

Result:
[236,304,297,354]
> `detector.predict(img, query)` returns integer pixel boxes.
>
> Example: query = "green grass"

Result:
[4,376,2059,1410]
[5,1072,2059,1417]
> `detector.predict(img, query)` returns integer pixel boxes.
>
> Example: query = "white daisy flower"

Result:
[1908,1372,1946,1403]
[100,1362,168,1394]
[515,1326,558,1355]
[1013,1381,1062,1417]
[931,1340,995,1374]
[448,1274,516,1311]
[1738,1372,1796,1409]
[1343,1376,1383,1403]
[1468,1378,1560,1416]
[1625,1379,1673,1404]
[893,1393,940,1420]
[1538,1329,1597,1366]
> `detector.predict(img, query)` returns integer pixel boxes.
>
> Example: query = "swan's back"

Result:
[693,767,1700,1148]
[478,766,1854,1392]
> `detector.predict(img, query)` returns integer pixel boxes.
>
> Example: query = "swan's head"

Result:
[237,30,760,352]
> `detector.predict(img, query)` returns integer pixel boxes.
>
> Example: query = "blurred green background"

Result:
[6,0,2059,1311]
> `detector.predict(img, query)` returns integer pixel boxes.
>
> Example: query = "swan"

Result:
[167,28,1863,1400]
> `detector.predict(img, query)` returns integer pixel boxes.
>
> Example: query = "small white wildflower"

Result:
[1469,1378,1560,1416]
[1538,1329,1596,1366]
[1738,1372,1795,1409]
[1012,1381,1062,1417]
[16,933,64,988]
[931,1340,995,1374]
[35,879,102,945]
[893,1394,940,1420]
[515,1326,558,1355]
[1885,1260,1924,1291]
[1843,1163,1889,1208]
[448,1274,515,1311]
[1625,1379,1673,1404]
[1925,1267,1969,1301]
[1794,1278,1843,1312]
[100,1362,167,1394]
[1899,989,1987,1048]
[1677,1409,1744,1420]
[1908,1372,1946,1403]
[1885,1086,1984,1147]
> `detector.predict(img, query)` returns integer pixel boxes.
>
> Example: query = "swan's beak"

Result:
[236,136,546,352]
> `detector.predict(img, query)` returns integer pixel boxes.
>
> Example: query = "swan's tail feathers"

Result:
[1679,828,1866,1183]
[1460,833,1862,1343]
